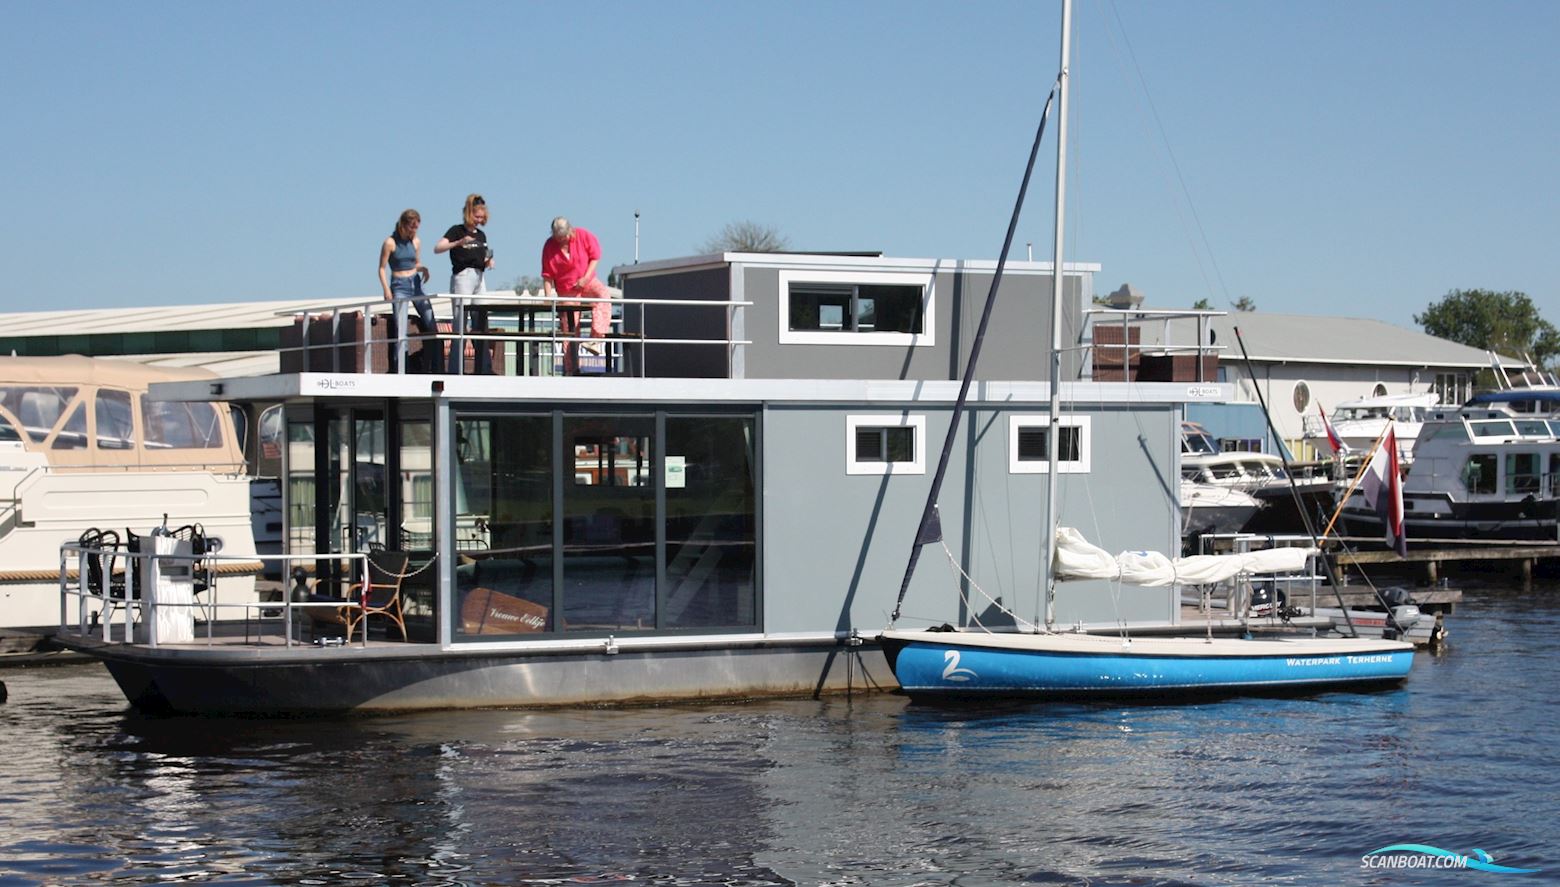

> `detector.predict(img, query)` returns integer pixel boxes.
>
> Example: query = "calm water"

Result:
[2,578,1557,886]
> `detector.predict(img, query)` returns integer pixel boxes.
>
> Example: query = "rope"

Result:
[940,539,1044,634]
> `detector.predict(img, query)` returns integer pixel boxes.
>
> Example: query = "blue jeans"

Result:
[389,275,455,373]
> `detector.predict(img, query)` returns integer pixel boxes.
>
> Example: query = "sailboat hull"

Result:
[879,630,1413,698]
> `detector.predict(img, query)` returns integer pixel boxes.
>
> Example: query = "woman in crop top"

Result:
[377,209,452,373]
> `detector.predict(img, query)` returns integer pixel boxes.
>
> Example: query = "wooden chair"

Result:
[343,553,410,643]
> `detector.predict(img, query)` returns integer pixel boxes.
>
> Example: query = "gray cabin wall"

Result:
[738,266,1083,382]
[620,266,732,378]
[620,261,1085,382]
[758,401,1179,635]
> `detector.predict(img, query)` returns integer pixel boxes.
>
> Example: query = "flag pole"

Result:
[1318,423,1393,542]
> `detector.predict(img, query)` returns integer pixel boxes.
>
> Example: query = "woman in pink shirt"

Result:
[541,216,612,375]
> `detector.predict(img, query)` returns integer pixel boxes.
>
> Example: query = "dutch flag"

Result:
[1361,425,1407,556]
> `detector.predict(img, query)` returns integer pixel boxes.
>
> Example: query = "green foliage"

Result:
[510,275,545,295]
[1191,298,1213,310]
[1231,296,1257,312]
[699,221,789,253]
[1414,289,1559,368]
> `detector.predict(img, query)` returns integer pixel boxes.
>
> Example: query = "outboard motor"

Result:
[1379,586,1415,608]
[1250,581,1287,617]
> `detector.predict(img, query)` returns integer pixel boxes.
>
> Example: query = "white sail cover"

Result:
[1053,526,1316,586]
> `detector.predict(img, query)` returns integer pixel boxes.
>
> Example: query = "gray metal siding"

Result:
[621,267,732,377]
[759,402,1179,634]
[739,266,1082,382]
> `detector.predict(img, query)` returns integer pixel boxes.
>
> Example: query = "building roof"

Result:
[1130,311,1525,371]
[0,297,371,336]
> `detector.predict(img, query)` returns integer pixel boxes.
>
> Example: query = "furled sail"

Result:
[1053,527,1314,587]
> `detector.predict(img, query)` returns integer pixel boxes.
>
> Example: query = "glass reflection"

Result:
[563,416,654,632]
[456,416,553,638]
[664,416,756,628]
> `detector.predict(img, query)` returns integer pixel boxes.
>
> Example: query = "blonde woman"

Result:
[436,194,496,373]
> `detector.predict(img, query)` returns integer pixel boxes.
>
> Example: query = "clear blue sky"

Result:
[3,1,1556,326]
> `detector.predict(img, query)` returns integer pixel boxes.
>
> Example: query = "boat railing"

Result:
[278,291,754,378]
[1194,532,1323,617]
[58,540,369,650]
[1078,307,1225,383]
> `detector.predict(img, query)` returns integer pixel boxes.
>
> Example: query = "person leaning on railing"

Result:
[377,209,444,373]
[540,216,615,375]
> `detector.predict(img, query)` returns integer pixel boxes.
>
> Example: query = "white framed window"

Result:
[778,270,935,346]
[1009,415,1091,474]
[846,414,926,475]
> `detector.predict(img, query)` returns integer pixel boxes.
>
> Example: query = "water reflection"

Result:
[0,577,1555,884]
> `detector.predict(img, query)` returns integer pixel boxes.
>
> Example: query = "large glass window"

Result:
[664,416,757,629]
[563,416,656,632]
[452,409,758,642]
[456,415,554,638]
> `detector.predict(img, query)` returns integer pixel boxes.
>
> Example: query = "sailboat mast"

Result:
[1042,0,1073,630]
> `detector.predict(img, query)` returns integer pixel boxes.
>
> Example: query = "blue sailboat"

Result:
[878,0,1414,699]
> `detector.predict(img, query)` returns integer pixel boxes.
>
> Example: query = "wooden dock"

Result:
[1333,540,1557,586]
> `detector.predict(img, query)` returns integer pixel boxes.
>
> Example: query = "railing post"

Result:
[362,309,374,375]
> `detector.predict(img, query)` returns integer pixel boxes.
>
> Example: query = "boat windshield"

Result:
[1515,420,1551,438]
[1336,406,1388,421]
[1182,426,1220,455]
[1470,420,1517,438]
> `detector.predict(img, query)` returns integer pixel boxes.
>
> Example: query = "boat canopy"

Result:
[1053,527,1314,587]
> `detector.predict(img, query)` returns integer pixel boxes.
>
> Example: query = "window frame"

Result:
[777,269,935,346]
[845,414,927,475]
[1008,414,1092,474]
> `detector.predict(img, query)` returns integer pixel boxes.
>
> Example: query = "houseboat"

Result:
[0,356,259,631]
[55,252,1234,714]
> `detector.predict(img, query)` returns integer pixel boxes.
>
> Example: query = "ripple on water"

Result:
[0,582,1557,884]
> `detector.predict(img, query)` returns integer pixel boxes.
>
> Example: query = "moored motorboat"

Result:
[1339,407,1559,543]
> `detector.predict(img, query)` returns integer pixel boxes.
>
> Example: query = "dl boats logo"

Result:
[1361,844,1541,874]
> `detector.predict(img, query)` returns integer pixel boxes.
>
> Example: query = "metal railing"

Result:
[1194,532,1322,617]
[1079,307,1224,383]
[279,292,753,378]
[59,541,369,649]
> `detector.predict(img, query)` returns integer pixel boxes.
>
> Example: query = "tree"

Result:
[510,275,545,295]
[1415,289,1559,369]
[1231,296,1257,312]
[1191,298,1213,310]
[699,221,789,253]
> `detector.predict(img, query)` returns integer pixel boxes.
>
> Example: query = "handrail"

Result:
[59,542,370,650]
[1079,306,1225,383]
[278,291,754,378]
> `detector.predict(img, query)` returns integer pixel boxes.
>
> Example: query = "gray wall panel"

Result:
[759,401,1180,634]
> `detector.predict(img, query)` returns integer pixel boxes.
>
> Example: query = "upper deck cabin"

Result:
[613,252,1098,381]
